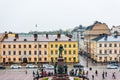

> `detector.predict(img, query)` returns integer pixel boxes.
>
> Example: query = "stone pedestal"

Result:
[52,58,69,80]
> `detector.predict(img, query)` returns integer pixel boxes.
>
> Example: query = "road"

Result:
[0,55,120,80]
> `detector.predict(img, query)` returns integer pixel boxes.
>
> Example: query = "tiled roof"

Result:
[3,35,77,42]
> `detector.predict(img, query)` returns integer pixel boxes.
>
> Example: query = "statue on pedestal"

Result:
[59,44,64,58]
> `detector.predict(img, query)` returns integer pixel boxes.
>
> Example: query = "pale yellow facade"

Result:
[90,41,120,62]
[0,42,49,63]
[0,33,79,64]
[48,41,79,63]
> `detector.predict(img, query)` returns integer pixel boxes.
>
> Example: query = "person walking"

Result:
[95,70,98,76]
[112,72,116,79]
[25,70,27,74]
[33,71,35,77]
[102,71,105,80]
[92,75,94,80]
[86,70,88,76]
[105,71,107,77]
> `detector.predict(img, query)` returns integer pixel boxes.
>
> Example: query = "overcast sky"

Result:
[0,0,120,33]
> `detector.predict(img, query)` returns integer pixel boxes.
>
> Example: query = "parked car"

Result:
[26,64,38,68]
[73,63,84,69]
[10,64,22,69]
[43,64,54,69]
[0,65,6,69]
[107,64,118,69]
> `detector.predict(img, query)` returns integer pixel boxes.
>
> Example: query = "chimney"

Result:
[104,34,108,40]
[57,34,61,38]
[15,34,19,39]
[5,33,8,39]
[34,34,38,39]
[46,34,48,39]
[69,35,72,38]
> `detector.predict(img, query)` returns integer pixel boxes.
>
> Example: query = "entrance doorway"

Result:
[23,58,27,63]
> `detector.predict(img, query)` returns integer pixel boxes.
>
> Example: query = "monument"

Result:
[52,44,69,80]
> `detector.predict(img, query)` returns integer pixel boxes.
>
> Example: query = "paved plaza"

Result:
[0,67,120,80]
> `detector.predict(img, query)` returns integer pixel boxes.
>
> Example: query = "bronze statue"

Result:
[64,64,68,74]
[59,44,64,58]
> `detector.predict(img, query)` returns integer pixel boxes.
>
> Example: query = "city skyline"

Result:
[0,0,120,33]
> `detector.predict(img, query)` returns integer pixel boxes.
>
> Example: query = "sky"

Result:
[0,0,120,33]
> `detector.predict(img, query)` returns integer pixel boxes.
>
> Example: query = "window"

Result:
[8,58,11,61]
[19,51,21,55]
[39,51,41,55]
[8,51,11,55]
[29,51,31,55]
[114,44,117,47]
[19,45,21,48]
[51,50,53,55]
[8,45,11,48]
[99,50,102,54]
[99,44,102,47]
[73,44,76,48]
[39,58,41,61]
[104,44,107,47]
[104,50,107,54]
[55,45,58,48]
[69,44,71,48]
[29,45,31,48]
[51,45,53,48]
[109,44,112,47]
[13,45,16,48]
[3,51,5,55]
[109,50,112,54]
[64,57,67,61]
[3,45,5,48]
[24,45,26,48]
[44,58,47,61]
[13,58,16,61]
[114,50,117,54]
[99,57,102,60]
[39,44,41,48]
[73,57,76,62]
[69,58,71,61]
[34,45,37,48]
[64,50,67,55]
[34,51,37,55]
[13,51,16,55]
[44,45,47,48]
[29,58,31,61]
[55,57,57,61]
[34,58,37,61]
[19,58,21,61]
[73,50,76,54]
[55,50,58,54]
[24,51,26,55]
[44,51,47,55]
[64,44,67,48]
[69,51,71,54]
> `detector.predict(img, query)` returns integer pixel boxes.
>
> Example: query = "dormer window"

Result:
[68,39,71,41]
[14,39,16,41]
[24,39,27,41]
[55,39,58,41]
[34,38,37,41]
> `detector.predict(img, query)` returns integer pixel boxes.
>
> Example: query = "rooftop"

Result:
[3,34,77,42]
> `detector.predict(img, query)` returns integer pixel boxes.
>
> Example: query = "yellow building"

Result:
[0,33,78,64]
[49,40,78,63]
[90,34,120,63]
[84,21,110,57]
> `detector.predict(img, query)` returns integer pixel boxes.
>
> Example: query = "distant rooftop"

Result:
[93,34,120,42]
[3,34,77,42]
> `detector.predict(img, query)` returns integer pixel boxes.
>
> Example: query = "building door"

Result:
[23,58,27,63]
[3,58,5,63]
